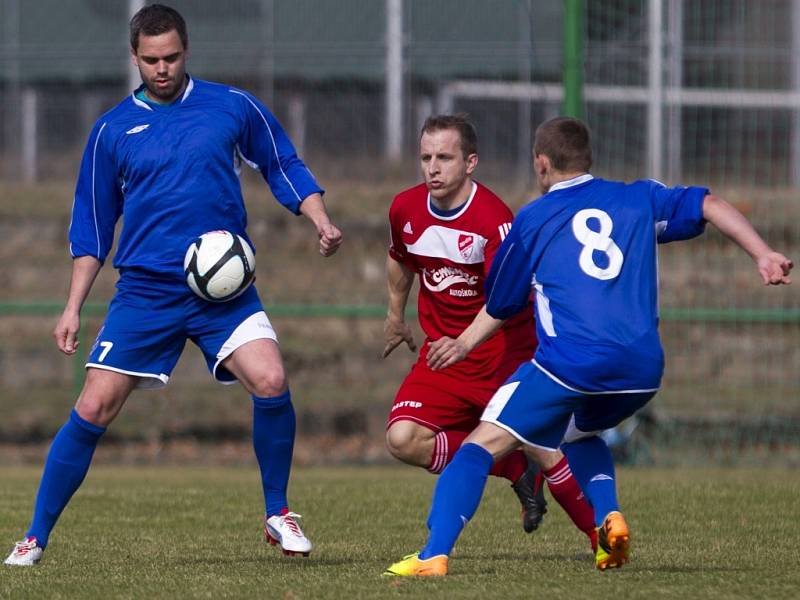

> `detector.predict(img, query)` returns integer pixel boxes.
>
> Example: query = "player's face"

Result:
[132,30,188,104]
[420,129,478,209]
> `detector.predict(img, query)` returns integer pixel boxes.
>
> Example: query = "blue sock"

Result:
[27,409,106,548]
[252,391,295,517]
[419,443,494,559]
[561,436,618,526]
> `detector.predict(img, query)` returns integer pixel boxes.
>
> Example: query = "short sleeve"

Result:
[388,199,411,266]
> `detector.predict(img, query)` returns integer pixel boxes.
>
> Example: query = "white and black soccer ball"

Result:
[184,230,255,302]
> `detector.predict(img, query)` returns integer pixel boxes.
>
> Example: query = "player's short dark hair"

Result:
[420,114,478,158]
[534,117,593,172]
[130,4,188,51]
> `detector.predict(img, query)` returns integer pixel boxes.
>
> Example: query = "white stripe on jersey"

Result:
[532,359,660,395]
[532,276,556,337]
[91,122,108,260]
[405,225,487,265]
[229,89,303,203]
[498,222,511,240]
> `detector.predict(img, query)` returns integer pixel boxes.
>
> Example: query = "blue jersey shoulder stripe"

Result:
[228,89,303,204]
[89,121,108,260]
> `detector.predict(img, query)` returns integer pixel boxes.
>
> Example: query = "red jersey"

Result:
[389,181,537,380]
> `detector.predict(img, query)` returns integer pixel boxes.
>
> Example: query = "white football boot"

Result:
[264,512,312,557]
[4,537,43,566]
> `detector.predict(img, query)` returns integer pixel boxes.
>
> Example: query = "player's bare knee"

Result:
[249,369,287,398]
[385,427,412,460]
[385,422,432,465]
[74,396,115,427]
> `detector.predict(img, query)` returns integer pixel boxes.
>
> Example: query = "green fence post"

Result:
[563,0,584,118]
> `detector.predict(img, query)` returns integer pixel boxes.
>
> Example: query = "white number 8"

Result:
[571,209,624,280]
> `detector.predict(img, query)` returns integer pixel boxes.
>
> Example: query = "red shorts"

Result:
[387,354,530,432]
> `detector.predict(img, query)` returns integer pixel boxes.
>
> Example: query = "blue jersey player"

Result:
[384,117,792,576]
[5,4,341,567]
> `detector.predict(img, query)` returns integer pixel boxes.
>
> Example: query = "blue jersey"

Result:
[486,175,708,392]
[69,76,323,280]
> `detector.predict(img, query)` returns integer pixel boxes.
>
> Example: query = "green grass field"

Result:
[1,466,798,599]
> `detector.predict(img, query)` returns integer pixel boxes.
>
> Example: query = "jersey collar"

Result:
[548,173,594,193]
[131,75,195,111]
[427,181,477,221]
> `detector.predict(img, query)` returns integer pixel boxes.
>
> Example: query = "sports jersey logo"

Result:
[458,234,474,260]
[422,266,479,292]
[403,221,413,234]
[391,400,422,411]
[125,124,150,135]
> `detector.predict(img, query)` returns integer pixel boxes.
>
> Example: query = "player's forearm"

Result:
[64,256,103,314]
[703,195,773,261]
[386,256,414,320]
[299,193,332,230]
[457,306,505,353]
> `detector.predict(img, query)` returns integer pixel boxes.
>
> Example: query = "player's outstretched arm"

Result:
[383,255,417,358]
[299,193,343,257]
[54,256,103,355]
[427,306,505,370]
[702,194,793,285]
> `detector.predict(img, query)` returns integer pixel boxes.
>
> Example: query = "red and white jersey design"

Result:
[389,181,536,379]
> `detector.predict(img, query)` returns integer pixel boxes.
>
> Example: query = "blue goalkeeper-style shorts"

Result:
[85,270,277,389]
[481,360,656,450]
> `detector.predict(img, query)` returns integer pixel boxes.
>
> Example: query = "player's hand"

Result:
[382,317,417,358]
[427,336,469,370]
[757,251,793,285]
[53,310,81,355]
[317,222,343,257]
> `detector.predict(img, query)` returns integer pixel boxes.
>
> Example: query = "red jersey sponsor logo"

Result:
[422,266,479,292]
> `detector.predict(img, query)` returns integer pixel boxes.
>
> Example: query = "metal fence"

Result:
[0,0,797,462]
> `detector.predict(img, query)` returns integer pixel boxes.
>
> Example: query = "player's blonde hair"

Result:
[420,114,478,158]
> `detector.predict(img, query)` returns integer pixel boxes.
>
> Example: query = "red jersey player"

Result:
[383,114,596,546]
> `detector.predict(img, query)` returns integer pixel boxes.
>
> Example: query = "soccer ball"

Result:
[184,230,255,302]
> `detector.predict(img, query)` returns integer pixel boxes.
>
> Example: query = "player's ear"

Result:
[533,153,548,176]
[465,153,478,175]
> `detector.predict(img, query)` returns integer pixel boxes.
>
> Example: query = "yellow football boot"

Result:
[595,511,630,571]
[383,552,448,577]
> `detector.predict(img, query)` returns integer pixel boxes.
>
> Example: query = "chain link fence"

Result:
[0,0,797,463]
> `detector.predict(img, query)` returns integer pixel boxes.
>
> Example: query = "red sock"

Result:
[428,430,468,473]
[544,456,598,550]
[489,449,527,483]
[427,430,526,483]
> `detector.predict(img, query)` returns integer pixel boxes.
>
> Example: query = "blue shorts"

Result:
[481,360,656,450]
[86,273,277,389]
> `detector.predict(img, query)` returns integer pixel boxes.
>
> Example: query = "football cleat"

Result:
[383,552,448,577]
[4,536,43,566]
[595,511,630,571]
[511,464,548,533]
[264,512,312,557]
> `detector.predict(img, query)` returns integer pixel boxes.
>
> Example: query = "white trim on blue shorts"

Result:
[85,363,169,389]
[480,380,560,451]
[532,358,660,395]
[212,311,278,384]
